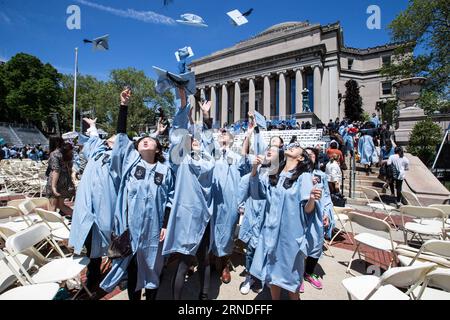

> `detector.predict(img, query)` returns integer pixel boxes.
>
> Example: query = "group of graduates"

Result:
[68,87,334,300]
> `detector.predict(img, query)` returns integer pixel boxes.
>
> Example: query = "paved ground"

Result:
[110,246,363,300]
[108,204,412,300]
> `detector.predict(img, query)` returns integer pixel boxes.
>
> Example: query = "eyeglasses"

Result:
[286,142,302,150]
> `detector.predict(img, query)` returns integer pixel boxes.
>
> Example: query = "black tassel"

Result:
[242,8,253,17]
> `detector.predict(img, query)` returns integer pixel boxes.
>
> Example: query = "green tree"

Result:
[380,100,398,126]
[59,68,174,136]
[344,80,363,121]
[0,53,62,128]
[408,118,443,165]
[418,90,450,115]
[382,0,449,98]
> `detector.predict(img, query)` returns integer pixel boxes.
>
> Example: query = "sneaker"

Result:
[304,273,323,290]
[299,282,305,293]
[240,275,254,295]
[396,202,402,209]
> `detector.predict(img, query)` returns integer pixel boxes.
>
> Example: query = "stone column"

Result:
[199,88,205,123]
[313,64,322,121]
[189,95,198,122]
[234,80,241,123]
[248,77,256,114]
[328,66,339,121]
[221,83,228,126]
[278,71,287,119]
[321,67,329,122]
[210,86,217,124]
[263,74,271,118]
[295,67,304,114]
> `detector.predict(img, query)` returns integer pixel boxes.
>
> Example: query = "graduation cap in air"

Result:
[163,0,173,5]
[152,66,196,97]
[83,34,109,51]
[62,131,79,140]
[227,8,253,26]
[176,13,208,27]
[175,46,194,62]
[253,110,267,130]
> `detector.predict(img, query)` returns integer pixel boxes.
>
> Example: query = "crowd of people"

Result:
[2,87,410,300]
[44,87,336,301]
[0,144,47,161]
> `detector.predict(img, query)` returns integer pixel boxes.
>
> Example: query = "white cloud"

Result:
[75,0,176,26]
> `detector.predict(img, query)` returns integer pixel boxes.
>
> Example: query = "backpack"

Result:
[331,192,347,207]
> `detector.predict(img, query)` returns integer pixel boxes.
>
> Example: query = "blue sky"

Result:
[0,0,409,81]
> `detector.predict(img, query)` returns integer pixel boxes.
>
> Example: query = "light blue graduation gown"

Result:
[69,135,118,258]
[305,170,335,259]
[210,149,248,257]
[238,133,268,250]
[358,135,375,165]
[249,171,317,293]
[162,153,215,256]
[100,133,175,292]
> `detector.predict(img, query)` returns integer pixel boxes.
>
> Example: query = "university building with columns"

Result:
[188,21,399,126]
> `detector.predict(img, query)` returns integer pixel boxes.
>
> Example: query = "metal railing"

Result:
[348,154,357,198]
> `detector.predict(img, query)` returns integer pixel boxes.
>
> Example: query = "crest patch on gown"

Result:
[134,166,146,180]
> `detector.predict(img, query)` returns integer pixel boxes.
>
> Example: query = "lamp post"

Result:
[72,48,78,132]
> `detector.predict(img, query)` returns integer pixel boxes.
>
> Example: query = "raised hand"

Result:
[157,118,168,134]
[120,88,132,106]
[199,100,212,114]
[83,117,97,128]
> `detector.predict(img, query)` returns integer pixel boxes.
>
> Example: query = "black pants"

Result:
[127,255,158,301]
[394,179,403,203]
[172,223,211,300]
[84,228,102,288]
[304,256,319,276]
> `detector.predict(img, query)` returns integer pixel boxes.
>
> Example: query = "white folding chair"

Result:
[345,211,398,275]
[361,187,397,229]
[0,249,36,294]
[328,207,354,246]
[342,262,436,300]
[35,208,71,243]
[429,204,450,228]
[0,282,60,300]
[396,239,450,269]
[413,268,450,300]
[402,190,423,207]
[400,206,448,244]
[5,224,91,299]
[17,198,43,227]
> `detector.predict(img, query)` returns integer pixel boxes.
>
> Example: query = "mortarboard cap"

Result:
[227,9,252,26]
[253,110,267,130]
[84,34,109,51]
[153,66,196,97]
[176,13,208,27]
[175,46,194,62]
[62,131,79,140]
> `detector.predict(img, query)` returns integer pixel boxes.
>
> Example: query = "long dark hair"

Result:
[61,142,73,162]
[134,136,166,163]
[395,146,404,158]
[269,149,311,187]
[49,136,64,153]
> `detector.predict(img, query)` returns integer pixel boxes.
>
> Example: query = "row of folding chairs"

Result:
[0,224,89,300]
[326,206,450,299]
[343,239,450,300]
[0,198,72,258]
